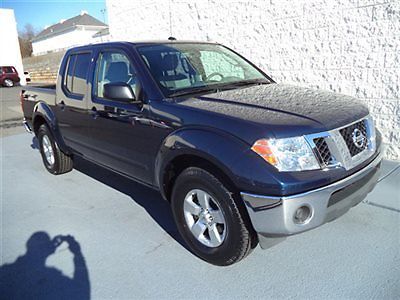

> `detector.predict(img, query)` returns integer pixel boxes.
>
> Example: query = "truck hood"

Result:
[175,83,369,138]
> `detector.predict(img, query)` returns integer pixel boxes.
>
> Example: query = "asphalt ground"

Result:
[1,86,399,299]
[0,86,25,137]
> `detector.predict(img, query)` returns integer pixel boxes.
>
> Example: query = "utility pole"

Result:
[100,8,106,24]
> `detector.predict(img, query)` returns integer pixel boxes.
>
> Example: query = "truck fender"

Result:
[155,128,248,199]
[32,101,69,153]
[155,127,283,201]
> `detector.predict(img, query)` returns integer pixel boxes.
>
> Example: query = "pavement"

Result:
[1,133,399,299]
[1,86,399,299]
[0,86,25,137]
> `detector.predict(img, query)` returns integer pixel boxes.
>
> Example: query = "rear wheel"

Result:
[3,79,14,87]
[171,167,255,266]
[37,124,73,174]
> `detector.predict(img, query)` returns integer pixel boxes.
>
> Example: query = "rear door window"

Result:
[63,52,91,96]
[65,55,77,92]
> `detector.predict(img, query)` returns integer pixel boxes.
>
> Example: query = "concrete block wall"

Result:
[23,51,65,83]
[107,0,400,160]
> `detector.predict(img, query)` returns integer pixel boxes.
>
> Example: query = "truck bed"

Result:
[22,84,57,126]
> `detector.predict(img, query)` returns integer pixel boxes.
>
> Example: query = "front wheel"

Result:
[37,124,73,175]
[171,167,255,266]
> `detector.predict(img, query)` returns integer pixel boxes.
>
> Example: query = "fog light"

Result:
[294,206,312,224]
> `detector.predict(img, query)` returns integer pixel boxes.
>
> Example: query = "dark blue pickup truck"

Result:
[22,40,382,265]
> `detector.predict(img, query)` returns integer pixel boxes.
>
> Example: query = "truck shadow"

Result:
[0,231,90,300]
[30,136,188,251]
[72,155,189,251]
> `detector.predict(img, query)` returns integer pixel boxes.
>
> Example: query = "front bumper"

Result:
[241,151,382,238]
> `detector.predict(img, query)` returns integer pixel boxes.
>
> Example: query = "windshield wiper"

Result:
[219,79,271,89]
[168,79,270,98]
[169,86,219,98]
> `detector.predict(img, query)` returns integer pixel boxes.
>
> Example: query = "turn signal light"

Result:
[251,139,278,165]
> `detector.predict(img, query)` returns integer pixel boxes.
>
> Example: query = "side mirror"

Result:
[103,82,137,103]
[24,71,29,75]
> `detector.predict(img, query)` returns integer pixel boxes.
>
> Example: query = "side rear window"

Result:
[63,52,91,96]
[65,55,76,92]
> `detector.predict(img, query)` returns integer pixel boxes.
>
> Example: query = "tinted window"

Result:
[4,67,14,73]
[65,55,76,92]
[138,43,267,97]
[94,51,137,99]
[73,54,91,95]
[64,53,91,96]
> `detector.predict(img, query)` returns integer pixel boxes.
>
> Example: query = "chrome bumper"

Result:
[242,151,382,241]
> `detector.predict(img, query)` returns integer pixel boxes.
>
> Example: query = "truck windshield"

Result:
[138,43,270,97]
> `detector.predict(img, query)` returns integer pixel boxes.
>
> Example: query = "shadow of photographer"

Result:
[0,232,90,300]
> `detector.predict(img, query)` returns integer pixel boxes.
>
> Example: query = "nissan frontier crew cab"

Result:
[21,41,382,266]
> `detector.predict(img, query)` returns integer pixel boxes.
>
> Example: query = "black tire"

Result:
[37,124,73,175]
[171,167,255,266]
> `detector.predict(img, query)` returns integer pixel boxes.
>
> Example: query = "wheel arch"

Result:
[162,153,239,203]
[155,128,250,199]
[159,133,259,247]
[32,102,69,153]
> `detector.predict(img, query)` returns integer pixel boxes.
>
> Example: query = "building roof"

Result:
[33,13,107,42]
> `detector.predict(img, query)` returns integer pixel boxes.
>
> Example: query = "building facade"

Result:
[0,9,26,85]
[106,0,400,160]
[32,12,107,56]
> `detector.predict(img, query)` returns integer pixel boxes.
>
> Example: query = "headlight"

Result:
[251,137,320,171]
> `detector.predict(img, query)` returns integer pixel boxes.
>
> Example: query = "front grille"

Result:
[339,120,368,157]
[313,137,334,167]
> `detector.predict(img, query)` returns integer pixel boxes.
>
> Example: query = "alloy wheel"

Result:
[4,79,13,87]
[183,189,227,247]
[41,135,55,166]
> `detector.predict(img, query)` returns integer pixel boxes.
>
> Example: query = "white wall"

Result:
[92,33,111,44]
[0,9,26,85]
[107,0,400,160]
[32,27,103,56]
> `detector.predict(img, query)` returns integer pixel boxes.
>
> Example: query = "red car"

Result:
[0,66,20,87]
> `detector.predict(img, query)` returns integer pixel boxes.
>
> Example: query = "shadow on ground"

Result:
[72,155,189,251]
[30,137,188,251]
[0,232,90,300]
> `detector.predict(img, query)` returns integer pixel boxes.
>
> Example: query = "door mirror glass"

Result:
[103,82,136,102]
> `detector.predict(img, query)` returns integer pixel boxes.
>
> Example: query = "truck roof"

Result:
[67,40,219,52]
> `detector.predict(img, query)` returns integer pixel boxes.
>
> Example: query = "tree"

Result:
[18,23,39,58]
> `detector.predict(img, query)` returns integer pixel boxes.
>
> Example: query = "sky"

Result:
[1,0,107,34]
